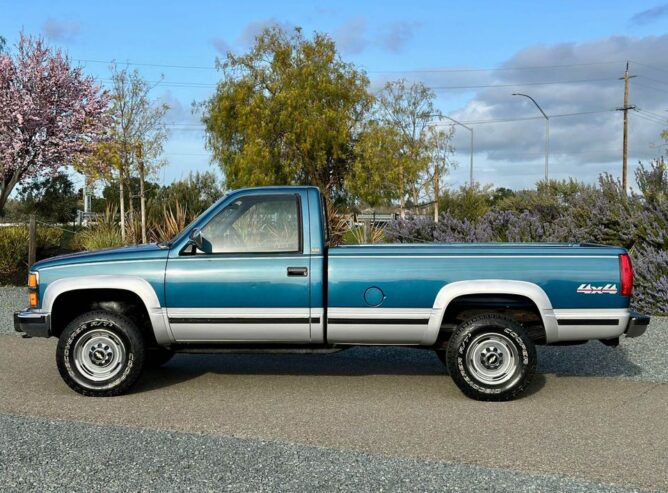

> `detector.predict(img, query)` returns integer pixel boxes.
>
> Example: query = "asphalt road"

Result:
[1,334,666,492]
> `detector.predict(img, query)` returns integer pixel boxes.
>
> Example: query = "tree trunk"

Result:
[119,170,126,242]
[399,170,405,219]
[128,181,134,240]
[433,165,440,223]
[138,147,147,244]
[0,170,23,217]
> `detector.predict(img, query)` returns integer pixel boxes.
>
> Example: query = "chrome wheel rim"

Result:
[73,329,127,382]
[466,333,520,386]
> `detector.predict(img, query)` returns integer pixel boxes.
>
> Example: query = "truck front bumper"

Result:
[14,310,51,338]
[625,311,650,338]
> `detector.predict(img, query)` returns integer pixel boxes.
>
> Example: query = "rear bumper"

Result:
[13,310,51,338]
[625,311,650,338]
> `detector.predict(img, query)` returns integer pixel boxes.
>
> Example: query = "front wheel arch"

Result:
[50,289,155,344]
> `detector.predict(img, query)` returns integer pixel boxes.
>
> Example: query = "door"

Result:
[165,192,312,343]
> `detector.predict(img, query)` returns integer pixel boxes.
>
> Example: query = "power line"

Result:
[424,77,619,91]
[631,60,668,76]
[96,76,623,92]
[96,78,217,88]
[76,58,218,71]
[638,75,668,87]
[172,109,618,131]
[457,109,616,125]
[634,80,668,95]
[76,56,626,75]
[366,60,624,74]
[631,114,667,126]
[632,110,667,125]
[637,108,667,121]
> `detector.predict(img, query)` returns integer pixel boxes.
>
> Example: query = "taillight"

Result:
[619,254,633,297]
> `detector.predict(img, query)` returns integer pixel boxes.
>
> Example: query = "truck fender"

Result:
[424,280,558,344]
[42,275,172,345]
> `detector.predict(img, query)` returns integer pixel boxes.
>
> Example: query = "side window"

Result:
[199,194,301,254]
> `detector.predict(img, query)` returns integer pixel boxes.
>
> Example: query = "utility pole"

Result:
[618,61,636,192]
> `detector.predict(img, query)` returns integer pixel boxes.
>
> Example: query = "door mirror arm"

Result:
[188,228,204,251]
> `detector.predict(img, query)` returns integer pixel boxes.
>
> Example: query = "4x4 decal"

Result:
[577,283,618,294]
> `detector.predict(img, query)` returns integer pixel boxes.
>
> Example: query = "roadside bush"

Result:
[629,200,668,314]
[0,226,63,284]
[73,224,124,251]
[386,159,668,315]
[73,206,124,251]
[148,202,189,243]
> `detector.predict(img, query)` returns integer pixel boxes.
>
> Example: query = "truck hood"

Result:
[32,243,169,271]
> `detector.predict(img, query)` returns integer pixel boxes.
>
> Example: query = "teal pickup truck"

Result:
[15,186,650,401]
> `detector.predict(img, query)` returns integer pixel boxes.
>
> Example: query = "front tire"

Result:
[56,310,146,397]
[446,313,536,401]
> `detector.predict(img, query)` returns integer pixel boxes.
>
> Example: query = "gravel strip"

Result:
[0,286,25,335]
[1,285,665,383]
[0,413,658,493]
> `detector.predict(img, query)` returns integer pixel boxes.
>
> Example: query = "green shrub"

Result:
[73,224,124,251]
[73,205,124,251]
[0,225,63,284]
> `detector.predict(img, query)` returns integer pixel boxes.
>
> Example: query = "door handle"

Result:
[287,266,308,277]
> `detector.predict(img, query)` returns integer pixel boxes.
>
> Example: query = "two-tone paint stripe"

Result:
[556,318,620,326]
[169,317,320,324]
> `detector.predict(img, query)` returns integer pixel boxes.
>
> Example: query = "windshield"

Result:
[158,193,229,248]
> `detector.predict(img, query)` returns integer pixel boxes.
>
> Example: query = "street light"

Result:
[429,114,474,186]
[512,93,550,181]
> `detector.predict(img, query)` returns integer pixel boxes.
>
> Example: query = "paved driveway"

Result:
[1,332,666,492]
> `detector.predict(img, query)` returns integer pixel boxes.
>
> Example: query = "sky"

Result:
[2,0,668,192]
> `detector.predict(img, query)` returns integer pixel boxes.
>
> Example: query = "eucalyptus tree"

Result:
[202,26,372,206]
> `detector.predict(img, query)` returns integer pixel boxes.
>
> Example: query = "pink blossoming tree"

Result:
[0,34,110,215]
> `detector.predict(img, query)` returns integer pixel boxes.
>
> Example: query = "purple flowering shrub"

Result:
[385,161,668,314]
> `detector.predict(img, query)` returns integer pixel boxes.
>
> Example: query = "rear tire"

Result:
[446,313,536,401]
[56,310,146,397]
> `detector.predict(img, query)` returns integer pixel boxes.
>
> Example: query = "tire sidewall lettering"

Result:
[456,323,527,395]
[63,319,133,390]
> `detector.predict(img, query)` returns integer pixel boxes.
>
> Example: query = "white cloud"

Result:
[334,18,368,54]
[436,35,668,187]
[41,18,81,43]
[210,37,232,55]
[239,18,296,46]
[630,3,668,25]
[379,21,420,53]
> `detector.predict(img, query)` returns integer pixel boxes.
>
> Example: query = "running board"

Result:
[170,344,348,355]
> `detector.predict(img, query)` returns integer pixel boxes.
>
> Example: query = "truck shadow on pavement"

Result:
[537,342,644,379]
[134,347,549,398]
[131,342,643,396]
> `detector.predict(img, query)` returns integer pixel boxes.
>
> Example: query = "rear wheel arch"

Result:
[425,280,557,345]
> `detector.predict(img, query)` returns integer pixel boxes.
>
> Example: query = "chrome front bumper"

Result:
[625,311,650,338]
[13,310,51,338]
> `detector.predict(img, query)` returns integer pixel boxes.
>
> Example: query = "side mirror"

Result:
[189,228,204,251]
